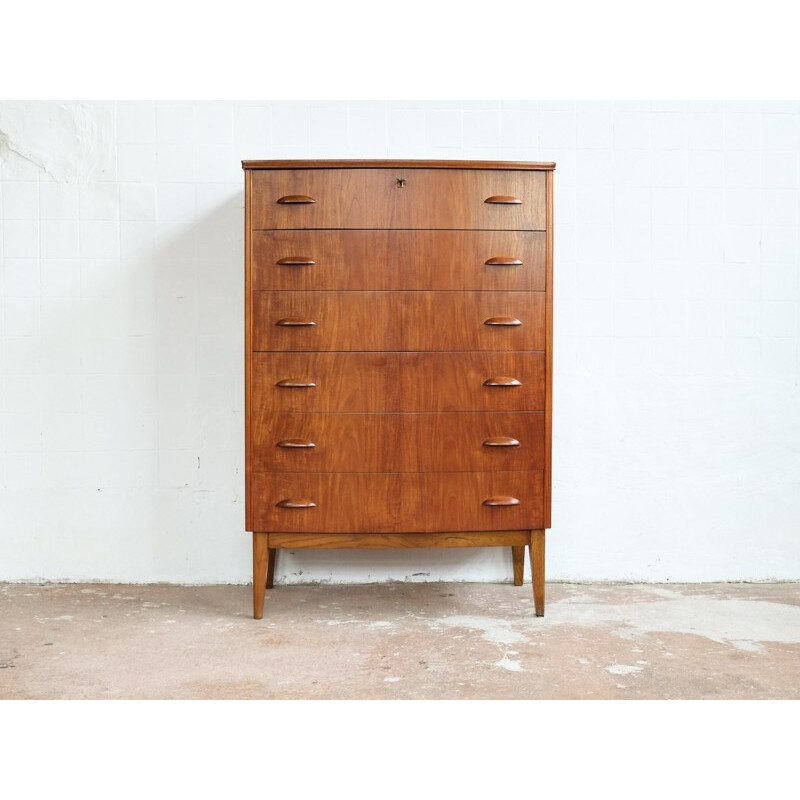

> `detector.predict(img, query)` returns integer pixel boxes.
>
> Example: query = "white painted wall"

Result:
[0,100,798,584]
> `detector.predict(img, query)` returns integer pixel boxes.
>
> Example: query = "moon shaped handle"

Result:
[276,257,317,266]
[276,499,316,508]
[484,316,522,327]
[482,496,521,507]
[277,195,316,204]
[485,256,523,266]
[483,377,522,387]
[276,317,317,327]
[276,379,316,388]
[482,437,520,447]
[484,195,522,204]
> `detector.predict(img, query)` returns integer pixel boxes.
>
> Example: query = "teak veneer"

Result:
[251,351,546,413]
[252,229,546,291]
[243,159,554,618]
[253,290,546,352]
[252,411,546,473]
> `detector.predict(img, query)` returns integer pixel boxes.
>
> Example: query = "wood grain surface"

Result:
[243,159,556,171]
[253,229,546,291]
[265,531,533,548]
[252,470,545,533]
[252,290,545,352]
[252,411,545,472]
[243,160,554,617]
[251,351,546,413]
[251,169,546,230]
[544,171,554,529]
[245,170,254,533]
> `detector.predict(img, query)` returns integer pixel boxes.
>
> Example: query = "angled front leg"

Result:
[529,529,545,617]
[511,546,525,586]
[253,532,269,619]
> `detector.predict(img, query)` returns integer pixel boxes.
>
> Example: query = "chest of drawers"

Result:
[243,159,554,618]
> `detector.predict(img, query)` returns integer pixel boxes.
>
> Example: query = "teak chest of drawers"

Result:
[243,159,555,618]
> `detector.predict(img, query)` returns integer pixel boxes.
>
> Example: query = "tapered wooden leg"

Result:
[253,532,269,619]
[511,546,525,586]
[266,548,277,589]
[529,529,545,617]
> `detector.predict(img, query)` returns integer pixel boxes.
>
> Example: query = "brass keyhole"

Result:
[395,177,406,188]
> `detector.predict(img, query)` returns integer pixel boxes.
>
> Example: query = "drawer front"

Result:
[252,470,545,533]
[251,169,546,230]
[254,472,397,533]
[399,470,545,532]
[252,411,545,473]
[253,291,545,352]
[252,230,546,291]
[252,352,545,413]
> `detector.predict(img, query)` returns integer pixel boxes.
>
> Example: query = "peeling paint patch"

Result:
[549,587,800,651]
[435,615,528,645]
[606,664,643,676]
[495,654,524,672]
[0,101,114,182]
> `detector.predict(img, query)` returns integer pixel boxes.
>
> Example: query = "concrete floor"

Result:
[2,581,799,699]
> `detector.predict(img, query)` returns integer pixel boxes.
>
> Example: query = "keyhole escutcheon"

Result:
[395,177,406,188]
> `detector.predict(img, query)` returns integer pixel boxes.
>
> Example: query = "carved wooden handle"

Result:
[482,496,521,507]
[277,439,316,449]
[484,316,522,326]
[483,377,522,387]
[484,195,522,204]
[276,499,316,508]
[277,195,316,204]
[485,256,523,266]
[276,257,317,266]
[276,317,317,327]
[482,437,520,447]
[276,378,316,388]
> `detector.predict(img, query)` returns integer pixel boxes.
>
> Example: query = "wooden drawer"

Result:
[252,352,545,413]
[252,291,545,352]
[252,230,546,291]
[252,411,545,473]
[250,169,546,230]
[252,470,545,533]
